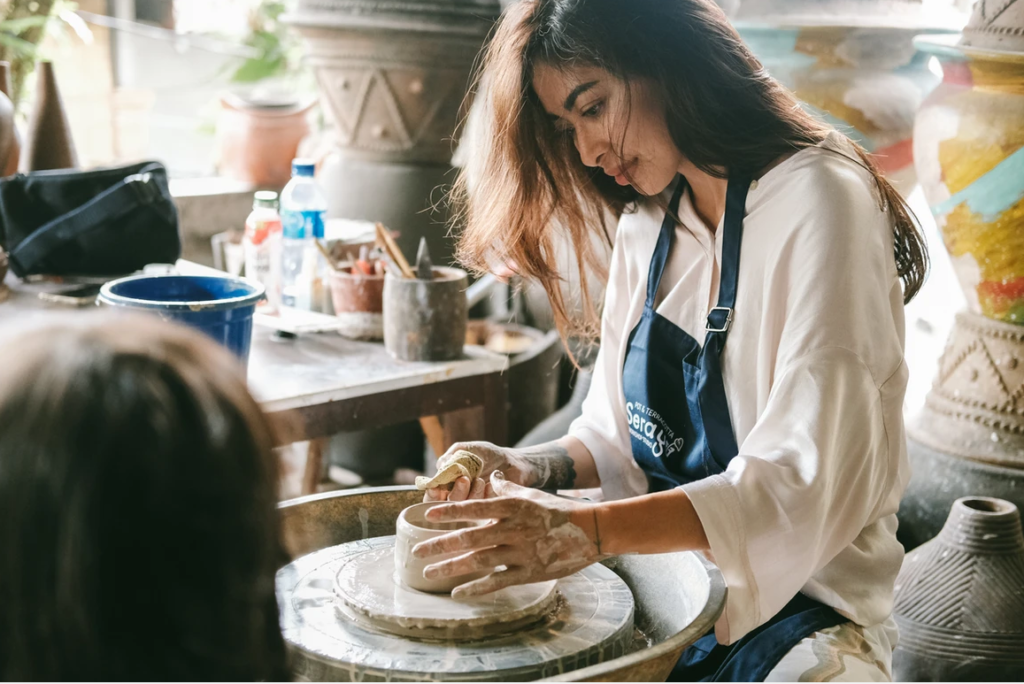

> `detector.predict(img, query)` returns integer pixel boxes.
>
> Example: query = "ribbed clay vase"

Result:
[893,497,1024,681]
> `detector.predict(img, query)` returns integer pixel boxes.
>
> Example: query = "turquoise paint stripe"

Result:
[932,145,1024,221]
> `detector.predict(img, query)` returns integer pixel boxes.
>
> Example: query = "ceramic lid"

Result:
[728,0,970,30]
[284,0,500,35]
[962,0,1024,53]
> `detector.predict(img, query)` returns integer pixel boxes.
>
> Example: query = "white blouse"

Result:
[568,132,910,645]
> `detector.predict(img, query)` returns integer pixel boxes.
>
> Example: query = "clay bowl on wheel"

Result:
[394,501,488,593]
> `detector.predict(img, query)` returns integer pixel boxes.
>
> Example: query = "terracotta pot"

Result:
[19,61,77,172]
[914,35,1024,323]
[393,501,486,593]
[328,267,384,340]
[0,62,20,177]
[216,94,314,187]
[893,496,1024,681]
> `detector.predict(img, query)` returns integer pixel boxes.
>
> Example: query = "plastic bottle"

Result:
[243,190,282,314]
[279,158,328,311]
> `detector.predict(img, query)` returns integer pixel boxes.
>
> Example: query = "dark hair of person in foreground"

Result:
[0,315,289,681]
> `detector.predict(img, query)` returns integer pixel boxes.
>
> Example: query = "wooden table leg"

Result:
[419,416,446,459]
[301,438,328,495]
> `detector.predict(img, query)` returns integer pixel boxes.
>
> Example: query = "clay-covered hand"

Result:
[414,471,607,597]
[423,442,517,503]
[423,441,577,503]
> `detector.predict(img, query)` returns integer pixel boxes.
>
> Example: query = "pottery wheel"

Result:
[334,545,558,640]
[278,536,636,682]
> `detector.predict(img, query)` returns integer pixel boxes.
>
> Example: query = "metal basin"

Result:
[279,486,726,682]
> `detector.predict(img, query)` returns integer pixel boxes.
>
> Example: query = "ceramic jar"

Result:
[393,501,487,594]
[893,496,1024,681]
[738,25,942,193]
[728,0,967,195]
[914,36,1024,323]
[383,267,468,362]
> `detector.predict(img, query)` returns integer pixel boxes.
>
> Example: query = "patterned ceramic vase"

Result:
[729,0,968,195]
[914,1,1024,323]
[893,496,1024,680]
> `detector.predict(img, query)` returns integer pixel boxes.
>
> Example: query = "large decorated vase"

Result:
[730,0,969,194]
[914,5,1024,323]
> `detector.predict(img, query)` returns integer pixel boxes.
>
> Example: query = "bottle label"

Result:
[281,209,325,239]
[246,216,282,247]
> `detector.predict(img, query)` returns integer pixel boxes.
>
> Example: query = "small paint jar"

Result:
[394,501,487,594]
[329,266,384,340]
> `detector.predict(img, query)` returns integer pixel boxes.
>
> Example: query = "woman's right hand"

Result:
[424,441,532,503]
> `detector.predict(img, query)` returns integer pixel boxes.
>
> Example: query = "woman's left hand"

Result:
[412,471,607,597]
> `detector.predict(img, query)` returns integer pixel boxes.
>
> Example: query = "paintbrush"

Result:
[375,222,415,279]
[314,239,343,272]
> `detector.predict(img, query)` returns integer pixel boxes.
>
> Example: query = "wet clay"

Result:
[394,501,486,593]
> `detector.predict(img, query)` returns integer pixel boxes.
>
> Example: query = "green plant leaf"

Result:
[232,54,287,82]
[0,16,51,33]
[0,32,40,56]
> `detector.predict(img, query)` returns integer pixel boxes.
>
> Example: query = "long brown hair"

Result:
[0,315,289,680]
[454,0,928,351]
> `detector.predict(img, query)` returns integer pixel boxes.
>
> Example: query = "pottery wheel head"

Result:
[333,544,558,641]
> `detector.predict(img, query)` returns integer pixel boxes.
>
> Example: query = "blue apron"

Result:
[621,175,846,682]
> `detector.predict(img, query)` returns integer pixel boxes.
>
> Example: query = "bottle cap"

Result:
[291,158,316,177]
[253,190,278,210]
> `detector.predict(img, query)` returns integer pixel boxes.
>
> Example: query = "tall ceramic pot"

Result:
[914,35,1024,323]
[893,496,1024,681]
[284,0,500,265]
[729,0,968,195]
[899,1,1024,549]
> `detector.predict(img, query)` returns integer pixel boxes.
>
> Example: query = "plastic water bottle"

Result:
[243,190,282,314]
[279,159,328,311]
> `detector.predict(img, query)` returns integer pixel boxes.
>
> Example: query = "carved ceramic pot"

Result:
[728,0,967,194]
[899,311,1024,546]
[284,0,500,165]
[914,31,1024,322]
[893,496,1024,681]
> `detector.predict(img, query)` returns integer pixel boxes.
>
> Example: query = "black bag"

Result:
[0,161,181,278]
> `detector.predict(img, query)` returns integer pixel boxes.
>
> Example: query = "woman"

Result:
[418,0,926,681]
[0,316,289,681]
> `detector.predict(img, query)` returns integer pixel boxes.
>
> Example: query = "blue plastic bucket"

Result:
[98,275,265,364]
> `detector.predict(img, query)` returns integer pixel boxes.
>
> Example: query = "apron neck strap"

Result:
[644,176,687,309]
[706,174,752,335]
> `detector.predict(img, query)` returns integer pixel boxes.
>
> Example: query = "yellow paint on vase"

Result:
[937,68,1024,322]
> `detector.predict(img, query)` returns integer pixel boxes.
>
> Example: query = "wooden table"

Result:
[0,273,510,492]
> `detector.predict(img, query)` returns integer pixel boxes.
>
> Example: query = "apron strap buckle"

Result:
[706,307,733,333]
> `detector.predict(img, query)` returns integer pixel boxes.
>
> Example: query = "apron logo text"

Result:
[626,401,685,459]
